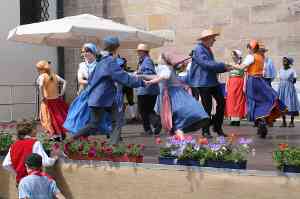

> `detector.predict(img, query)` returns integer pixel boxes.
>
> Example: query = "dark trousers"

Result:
[73,105,122,144]
[123,86,135,106]
[137,95,161,132]
[192,86,225,132]
[264,78,272,87]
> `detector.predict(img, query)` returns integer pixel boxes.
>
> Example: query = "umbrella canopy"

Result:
[7,14,171,49]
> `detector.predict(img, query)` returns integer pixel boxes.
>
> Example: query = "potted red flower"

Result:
[127,144,144,163]
[111,144,128,162]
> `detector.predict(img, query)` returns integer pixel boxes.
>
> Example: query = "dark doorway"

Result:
[20,0,42,25]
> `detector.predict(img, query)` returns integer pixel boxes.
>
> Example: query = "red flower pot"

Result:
[67,153,85,160]
[128,155,144,163]
[112,154,129,162]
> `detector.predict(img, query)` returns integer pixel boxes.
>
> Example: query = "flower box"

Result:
[177,159,200,166]
[128,155,144,163]
[158,157,177,165]
[67,153,86,160]
[283,165,300,173]
[112,154,129,162]
[273,144,300,173]
[204,160,247,170]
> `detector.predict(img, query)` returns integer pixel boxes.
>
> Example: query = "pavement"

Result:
[118,120,300,171]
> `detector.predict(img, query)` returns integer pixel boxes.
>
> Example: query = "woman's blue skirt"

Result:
[156,86,209,131]
[278,80,300,116]
[246,76,286,121]
[63,88,112,135]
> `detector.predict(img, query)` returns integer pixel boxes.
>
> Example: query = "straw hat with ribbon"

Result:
[197,29,220,40]
[136,43,150,52]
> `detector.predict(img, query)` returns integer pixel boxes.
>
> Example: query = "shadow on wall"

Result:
[0,164,14,199]
[46,162,74,199]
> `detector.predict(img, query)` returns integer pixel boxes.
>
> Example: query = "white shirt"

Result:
[278,68,297,80]
[77,62,90,82]
[241,54,255,67]
[2,140,56,174]
[155,64,171,79]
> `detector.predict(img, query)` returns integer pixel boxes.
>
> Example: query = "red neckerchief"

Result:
[27,169,54,181]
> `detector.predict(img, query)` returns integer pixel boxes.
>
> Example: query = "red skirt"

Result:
[45,98,68,136]
[225,76,247,118]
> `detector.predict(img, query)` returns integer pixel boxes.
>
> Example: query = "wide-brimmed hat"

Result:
[136,43,150,52]
[36,60,51,71]
[197,29,220,40]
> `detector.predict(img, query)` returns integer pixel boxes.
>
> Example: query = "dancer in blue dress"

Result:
[63,43,112,136]
[142,52,209,137]
[278,57,300,127]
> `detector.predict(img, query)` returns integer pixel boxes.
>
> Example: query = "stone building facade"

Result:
[63,0,300,102]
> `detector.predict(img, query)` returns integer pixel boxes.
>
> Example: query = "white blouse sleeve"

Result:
[2,148,16,174]
[242,54,255,67]
[32,141,56,167]
[36,75,45,86]
[56,75,65,83]
[77,63,88,81]
[292,69,298,78]
[157,65,172,79]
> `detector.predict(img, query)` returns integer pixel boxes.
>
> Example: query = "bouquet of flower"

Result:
[273,144,300,170]
[127,144,144,157]
[0,133,13,154]
[205,136,252,163]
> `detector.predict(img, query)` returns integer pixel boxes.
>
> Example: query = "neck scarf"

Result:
[28,169,53,181]
[85,59,97,76]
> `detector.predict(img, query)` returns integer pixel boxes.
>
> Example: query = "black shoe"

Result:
[229,121,235,126]
[106,134,110,139]
[213,127,228,137]
[230,121,240,126]
[280,122,287,127]
[202,132,213,139]
[288,122,295,128]
[253,121,259,127]
[258,123,268,139]
[202,128,213,139]
[216,131,228,137]
[154,124,162,135]
[145,129,153,136]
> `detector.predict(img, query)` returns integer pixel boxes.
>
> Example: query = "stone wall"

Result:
[63,0,300,102]
[1,160,300,199]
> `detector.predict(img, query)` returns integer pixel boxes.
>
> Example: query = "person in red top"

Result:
[2,119,57,185]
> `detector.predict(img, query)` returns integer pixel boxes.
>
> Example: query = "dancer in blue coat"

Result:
[63,43,112,136]
[72,36,145,144]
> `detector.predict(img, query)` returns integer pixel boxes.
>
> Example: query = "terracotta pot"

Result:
[67,153,86,160]
[112,154,129,162]
[128,155,144,163]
